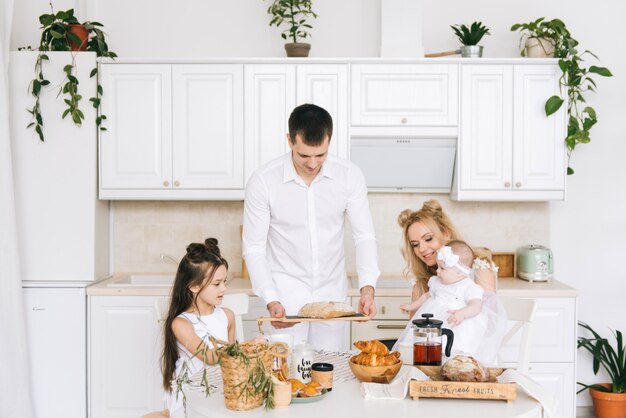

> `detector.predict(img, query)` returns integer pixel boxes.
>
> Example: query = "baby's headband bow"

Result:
[437,246,472,276]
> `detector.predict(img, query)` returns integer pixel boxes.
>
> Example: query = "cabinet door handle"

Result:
[174,181,180,187]
[401,117,407,124]
[515,182,522,188]
[163,180,169,187]
[381,305,386,315]
[376,324,407,330]
[504,182,511,188]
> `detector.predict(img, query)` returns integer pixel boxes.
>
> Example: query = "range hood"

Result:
[350,136,456,193]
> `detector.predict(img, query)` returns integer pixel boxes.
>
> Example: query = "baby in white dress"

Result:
[399,240,488,359]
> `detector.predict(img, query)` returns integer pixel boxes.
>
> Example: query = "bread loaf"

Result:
[297,301,356,319]
[441,355,490,382]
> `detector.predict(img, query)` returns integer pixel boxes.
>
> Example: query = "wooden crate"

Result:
[409,366,516,402]
[492,252,516,278]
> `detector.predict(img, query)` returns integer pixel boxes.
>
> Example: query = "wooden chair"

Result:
[497,296,538,374]
[155,292,249,341]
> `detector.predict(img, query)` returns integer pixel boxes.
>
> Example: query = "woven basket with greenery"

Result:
[218,341,275,410]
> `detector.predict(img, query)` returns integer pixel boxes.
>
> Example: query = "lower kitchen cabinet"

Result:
[89,296,168,418]
[500,297,577,418]
[350,296,409,344]
[241,295,268,340]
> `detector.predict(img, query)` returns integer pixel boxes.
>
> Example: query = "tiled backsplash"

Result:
[113,196,549,275]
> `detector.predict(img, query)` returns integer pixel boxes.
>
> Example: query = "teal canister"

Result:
[517,245,553,282]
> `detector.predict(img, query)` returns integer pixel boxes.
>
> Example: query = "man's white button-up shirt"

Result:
[242,152,380,314]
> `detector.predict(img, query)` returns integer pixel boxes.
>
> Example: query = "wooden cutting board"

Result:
[256,313,370,323]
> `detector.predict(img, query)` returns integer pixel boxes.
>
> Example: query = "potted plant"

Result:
[26,5,116,141]
[511,18,612,175]
[451,21,490,58]
[510,17,561,58]
[577,321,626,418]
[265,0,318,57]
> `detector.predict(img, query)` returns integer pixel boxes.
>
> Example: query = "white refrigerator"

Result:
[23,283,88,418]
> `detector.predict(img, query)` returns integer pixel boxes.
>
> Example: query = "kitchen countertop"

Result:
[87,273,578,298]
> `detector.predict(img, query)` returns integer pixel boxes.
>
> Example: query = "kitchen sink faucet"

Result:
[159,253,178,265]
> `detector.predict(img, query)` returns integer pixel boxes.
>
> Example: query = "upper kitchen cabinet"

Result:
[452,64,567,201]
[244,63,348,179]
[99,63,244,200]
[350,63,458,131]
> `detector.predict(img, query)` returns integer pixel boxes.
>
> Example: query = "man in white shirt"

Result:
[242,104,380,351]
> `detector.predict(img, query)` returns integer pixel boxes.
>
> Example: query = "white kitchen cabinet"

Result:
[350,63,458,127]
[453,64,567,201]
[500,297,577,418]
[350,296,409,344]
[244,63,348,179]
[23,286,87,418]
[242,295,269,339]
[99,63,244,200]
[89,295,167,418]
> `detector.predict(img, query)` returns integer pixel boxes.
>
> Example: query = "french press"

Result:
[412,313,454,366]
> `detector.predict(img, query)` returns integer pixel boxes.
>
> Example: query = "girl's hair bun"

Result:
[204,237,222,257]
[184,237,222,261]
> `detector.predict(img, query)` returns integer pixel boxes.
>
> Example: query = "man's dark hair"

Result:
[288,103,333,145]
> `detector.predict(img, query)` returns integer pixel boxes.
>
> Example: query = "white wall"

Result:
[11,0,626,408]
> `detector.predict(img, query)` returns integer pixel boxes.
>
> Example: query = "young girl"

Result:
[398,240,489,361]
[161,238,236,418]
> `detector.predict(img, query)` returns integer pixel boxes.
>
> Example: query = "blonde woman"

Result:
[393,200,506,364]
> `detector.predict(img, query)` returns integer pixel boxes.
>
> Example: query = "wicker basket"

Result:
[219,342,274,410]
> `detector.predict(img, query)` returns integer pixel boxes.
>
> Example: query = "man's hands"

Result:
[267,301,295,328]
[358,285,377,319]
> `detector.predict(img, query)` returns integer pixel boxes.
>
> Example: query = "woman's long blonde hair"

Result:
[398,200,460,296]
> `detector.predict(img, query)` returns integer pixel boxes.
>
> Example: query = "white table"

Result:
[185,380,542,418]
[185,369,542,418]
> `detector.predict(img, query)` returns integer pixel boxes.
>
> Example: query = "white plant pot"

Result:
[525,37,555,58]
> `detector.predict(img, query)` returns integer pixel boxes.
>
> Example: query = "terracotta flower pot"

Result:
[284,43,311,58]
[67,24,89,51]
[590,384,626,418]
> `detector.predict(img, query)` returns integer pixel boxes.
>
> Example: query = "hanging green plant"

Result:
[511,18,612,175]
[25,5,116,141]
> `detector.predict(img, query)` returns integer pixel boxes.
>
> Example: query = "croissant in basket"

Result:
[351,340,400,366]
[353,340,389,356]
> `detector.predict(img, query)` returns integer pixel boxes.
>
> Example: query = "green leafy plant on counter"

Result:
[450,21,491,46]
[26,4,116,141]
[577,321,626,394]
[265,0,318,44]
[511,18,612,175]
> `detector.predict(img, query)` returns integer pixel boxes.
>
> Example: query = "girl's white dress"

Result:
[167,307,229,418]
[393,259,507,365]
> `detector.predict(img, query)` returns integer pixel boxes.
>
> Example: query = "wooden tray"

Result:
[256,313,370,323]
[409,366,516,402]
